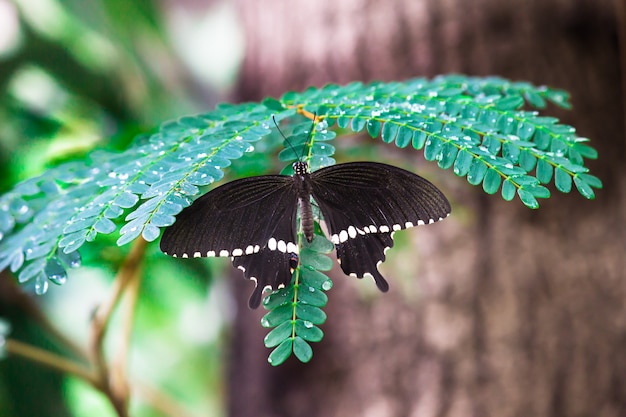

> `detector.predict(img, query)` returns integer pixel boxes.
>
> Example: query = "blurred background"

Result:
[0,0,624,416]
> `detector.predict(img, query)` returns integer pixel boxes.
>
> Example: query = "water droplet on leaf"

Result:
[45,258,67,285]
[58,249,81,268]
[35,274,49,295]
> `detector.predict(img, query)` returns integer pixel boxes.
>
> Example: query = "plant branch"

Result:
[110,253,142,410]
[6,338,200,417]
[5,339,97,386]
[88,237,147,417]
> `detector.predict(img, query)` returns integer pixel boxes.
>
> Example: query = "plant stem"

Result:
[88,237,147,417]
[110,252,142,411]
[5,339,98,386]
[6,339,201,417]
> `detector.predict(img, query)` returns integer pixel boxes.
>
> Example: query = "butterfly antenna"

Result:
[272,115,300,160]
[272,113,318,162]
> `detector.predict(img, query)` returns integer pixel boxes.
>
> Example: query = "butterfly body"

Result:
[160,160,450,308]
[293,161,316,243]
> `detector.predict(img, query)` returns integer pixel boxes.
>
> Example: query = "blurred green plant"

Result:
[0,1,234,416]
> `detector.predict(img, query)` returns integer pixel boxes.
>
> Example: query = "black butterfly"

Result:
[160,157,451,308]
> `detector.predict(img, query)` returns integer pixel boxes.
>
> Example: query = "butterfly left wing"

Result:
[160,175,299,307]
[309,161,450,290]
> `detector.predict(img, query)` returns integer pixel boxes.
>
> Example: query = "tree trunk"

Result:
[228,1,626,416]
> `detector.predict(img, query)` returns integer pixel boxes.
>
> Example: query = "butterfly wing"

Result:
[160,175,299,307]
[232,250,298,308]
[333,232,395,291]
[309,161,451,290]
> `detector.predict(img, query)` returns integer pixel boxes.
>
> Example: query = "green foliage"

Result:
[262,232,334,365]
[0,75,602,363]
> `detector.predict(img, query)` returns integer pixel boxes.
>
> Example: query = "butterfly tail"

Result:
[232,248,297,308]
[335,232,393,292]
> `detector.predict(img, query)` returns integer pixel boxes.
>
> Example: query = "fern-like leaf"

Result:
[0,75,601,306]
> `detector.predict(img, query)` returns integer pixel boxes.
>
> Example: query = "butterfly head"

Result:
[272,114,316,178]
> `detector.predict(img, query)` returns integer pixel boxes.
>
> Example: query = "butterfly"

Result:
[160,124,451,308]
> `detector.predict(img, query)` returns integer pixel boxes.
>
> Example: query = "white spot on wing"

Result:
[368,225,377,233]
[331,234,339,244]
[232,248,243,256]
[277,240,287,253]
[268,238,277,250]
[339,230,348,242]
[219,250,229,257]
[245,245,254,255]
[287,242,298,253]
[379,225,390,233]
[207,250,216,257]
[193,252,201,258]
[182,253,189,258]
[238,266,246,271]
[417,220,425,226]
[357,228,365,235]
[392,224,401,231]
[348,226,357,239]
[363,272,376,285]
[405,222,414,228]
[429,219,435,224]
[171,254,177,258]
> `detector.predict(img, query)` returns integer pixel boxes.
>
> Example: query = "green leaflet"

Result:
[501,179,517,201]
[483,169,502,194]
[555,167,573,193]
[395,126,413,148]
[454,149,473,176]
[536,158,553,184]
[438,143,459,169]
[293,337,313,362]
[381,122,399,143]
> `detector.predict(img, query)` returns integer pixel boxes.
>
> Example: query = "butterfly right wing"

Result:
[160,175,299,307]
[309,161,450,290]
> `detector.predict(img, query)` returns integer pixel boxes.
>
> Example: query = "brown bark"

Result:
[228,1,626,416]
